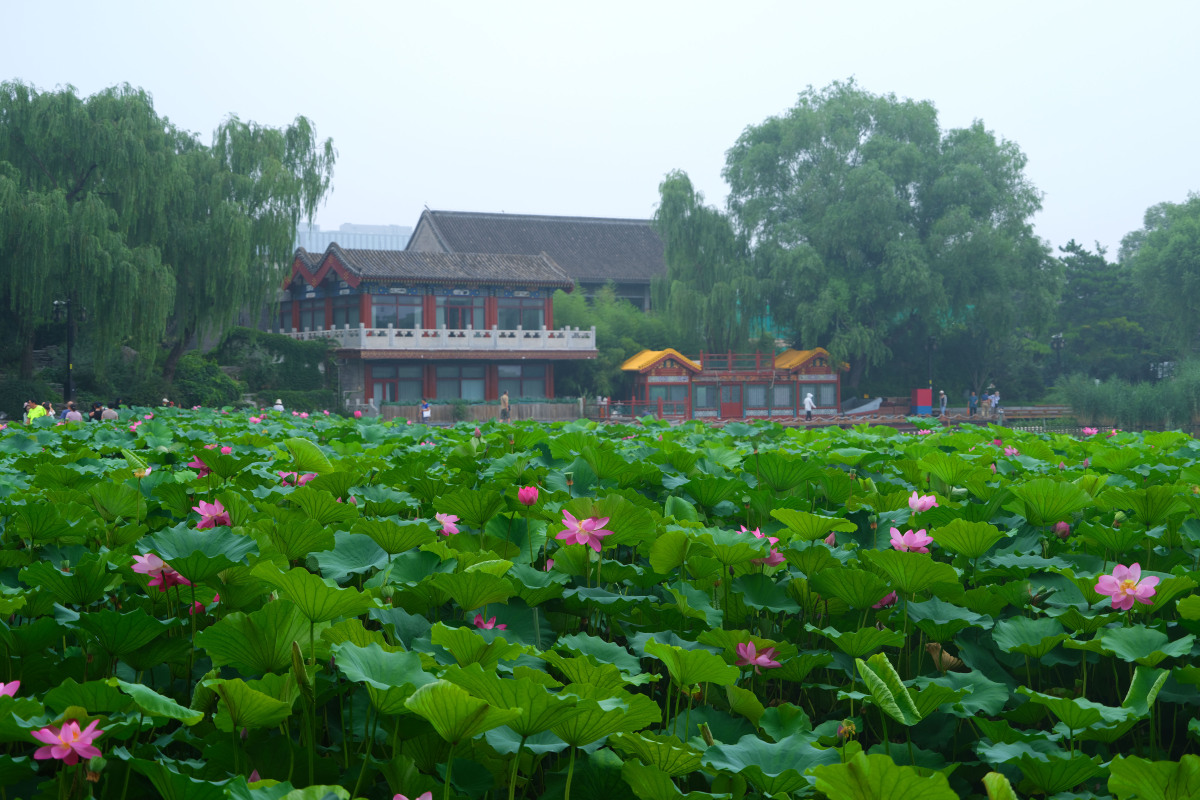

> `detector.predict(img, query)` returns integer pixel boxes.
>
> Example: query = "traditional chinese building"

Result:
[620,347,844,420]
[279,243,597,409]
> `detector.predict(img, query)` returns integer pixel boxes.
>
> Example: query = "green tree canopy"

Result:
[723,80,1055,388]
[1122,194,1200,358]
[0,81,335,380]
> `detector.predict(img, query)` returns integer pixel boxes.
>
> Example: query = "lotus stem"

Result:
[563,746,577,800]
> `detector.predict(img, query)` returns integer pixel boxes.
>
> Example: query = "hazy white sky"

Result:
[8,1,1198,255]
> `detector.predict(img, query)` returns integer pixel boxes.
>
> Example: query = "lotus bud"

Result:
[1054,521,1071,540]
[699,723,715,747]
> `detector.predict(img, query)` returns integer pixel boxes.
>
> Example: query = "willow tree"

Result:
[724,80,1053,389]
[158,115,335,380]
[0,82,176,377]
[651,171,758,354]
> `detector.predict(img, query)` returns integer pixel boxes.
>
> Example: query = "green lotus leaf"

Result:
[539,652,636,694]
[0,755,37,790]
[10,503,77,543]
[283,437,333,475]
[856,652,921,726]
[558,633,642,676]
[1078,521,1147,556]
[74,608,172,659]
[1006,477,1093,526]
[1047,605,1122,634]
[435,486,504,530]
[332,642,434,714]
[992,616,1068,658]
[1014,752,1104,795]
[126,757,227,800]
[251,562,376,624]
[314,532,388,584]
[1178,595,1200,621]
[44,678,131,714]
[696,528,768,567]
[812,751,958,800]
[443,664,580,737]
[196,602,315,675]
[109,678,204,725]
[982,771,1019,800]
[88,481,146,523]
[758,703,813,742]
[142,523,258,583]
[1122,666,1170,719]
[1103,485,1188,528]
[916,670,1010,717]
[288,485,358,527]
[930,519,1008,559]
[427,570,514,612]
[724,684,765,726]
[1100,625,1195,667]
[405,679,521,745]
[906,597,992,642]
[860,549,959,595]
[808,625,906,658]
[810,567,892,610]
[430,623,526,670]
[1147,575,1198,614]
[620,759,731,800]
[303,470,360,500]
[610,732,703,778]
[770,509,857,542]
[1016,686,1132,732]
[697,629,797,663]
[704,732,839,795]
[551,686,661,746]
[753,451,822,493]
[921,451,982,487]
[20,553,116,606]
[649,529,691,574]
[205,677,295,732]
[644,638,739,688]
[733,574,802,613]
[198,450,261,482]
[353,518,436,556]
[1108,754,1200,800]
[484,727,570,756]
[256,514,335,562]
[687,475,742,509]
[781,541,840,575]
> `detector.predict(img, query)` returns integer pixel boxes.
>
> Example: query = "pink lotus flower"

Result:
[735,641,781,674]
[518,486,539,506]
[249,769,261,782]
[824,532,836,546]
[0,680,18,697]
[474,427,481,437]
[1054,521,1071,540]
[740,525,785,567]
[1058,462,1066,469]
[1095,563,1159,611]
[556,510,614,552]
[187,456,211,478]
[890,527,933,553]
[249,416,261,424]
[436,513,459,536]
[193,500,232,530]
[354,410,363,418]
[993,439,1003,446]
[32,720,104,765]
[473,614,506,630]
[908,491,938,513]
[1004,446,1020,457]
[544,559,555,571]
[990,463,997,473]
[1082,458,1090,469]
[1082,427,1098,435]
[1108,429,1119,437]
[220,446,232,455]
[278,471,317,487]
[132,553,192,591]
[292,411,300,417]
[323,410,330,415]
[916,429,932,435]
[395,793,433,800]
[191,593,220,615]
[144,414,153,420]
[300,412,309,419]
[204,443,218,450]
[873,591,898,609]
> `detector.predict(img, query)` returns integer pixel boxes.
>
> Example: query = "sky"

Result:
[6,1,1199,256]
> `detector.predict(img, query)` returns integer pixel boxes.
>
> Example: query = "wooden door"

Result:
[719,384,743,418]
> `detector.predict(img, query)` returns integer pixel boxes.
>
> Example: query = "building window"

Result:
[369,364,423,404]
[298,299,323,331]
[332,295,360,328]
[745,384,768,408]
[278,301,292,332]
[435,364,485,401]
[437,295,485,330]
[772,384,794,409]
[693,385,717,409]
[648,385,689,403]
[372,295,422,329]
[800,383,837,407]
[497,297,544,330]
[497,363,546,398]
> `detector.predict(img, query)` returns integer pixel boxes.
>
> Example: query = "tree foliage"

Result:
[1122,194,1200,357]
[720,80,1055,388]
[0,81,335,380]
[552,285,670,397]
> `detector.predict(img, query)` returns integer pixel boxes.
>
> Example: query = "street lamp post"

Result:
[925,336,937,394]
[52,297,77,404]
[1051,333,1064,377]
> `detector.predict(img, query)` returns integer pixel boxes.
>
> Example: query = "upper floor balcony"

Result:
[282,324,597,354]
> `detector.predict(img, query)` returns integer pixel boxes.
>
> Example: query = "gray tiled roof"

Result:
[308,244,573,288]
[409,210,666,284]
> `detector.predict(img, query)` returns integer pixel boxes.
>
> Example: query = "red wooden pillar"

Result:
[545,363,554,398]
[485,364,498,401]
[364,364,373,404]
[290,301,300,332]
[359,293,372,328]
[423,363,436,400]
[323,298,333,330]
[544,296,554,330]
[422,295,436,329]
[485,297,498,330]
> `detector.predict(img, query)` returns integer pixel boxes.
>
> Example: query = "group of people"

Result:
[966,388,1002,417]
[22,399,120,424]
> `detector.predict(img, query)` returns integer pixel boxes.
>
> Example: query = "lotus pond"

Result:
[1,410,1199,800]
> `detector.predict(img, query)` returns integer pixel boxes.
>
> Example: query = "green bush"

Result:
[171,353,243,408]
[215,328,332,392]
[254,389,339,413]
[0,377,56,421]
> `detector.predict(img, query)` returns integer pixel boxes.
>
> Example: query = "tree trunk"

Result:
[18,325,34,379]
[161,338,187,384]
[846,359,866,390]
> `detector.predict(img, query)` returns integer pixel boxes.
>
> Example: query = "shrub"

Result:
[0,377,55,421]
[214,328,332,392]
[253,389,339,412]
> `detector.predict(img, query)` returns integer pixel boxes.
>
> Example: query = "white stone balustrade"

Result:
[283,324,597,352]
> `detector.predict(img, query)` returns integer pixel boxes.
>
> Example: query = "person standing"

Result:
[421,399,432,423]
[89,402,104,422]
[272,398,285,412]
[26,401,47,424]
[968,391,978,417]
[499,390,510,421]
[803,392,815,421]
[101,404,119,421]
[938,390,948,417]
[65,402,83,422]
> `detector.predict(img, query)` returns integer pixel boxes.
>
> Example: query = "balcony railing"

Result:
[282,324,597,352]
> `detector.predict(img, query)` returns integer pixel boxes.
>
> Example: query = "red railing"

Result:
[695,352,777,372]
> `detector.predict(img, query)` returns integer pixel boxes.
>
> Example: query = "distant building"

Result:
[407,210,666,310]
[296,223,412,252]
